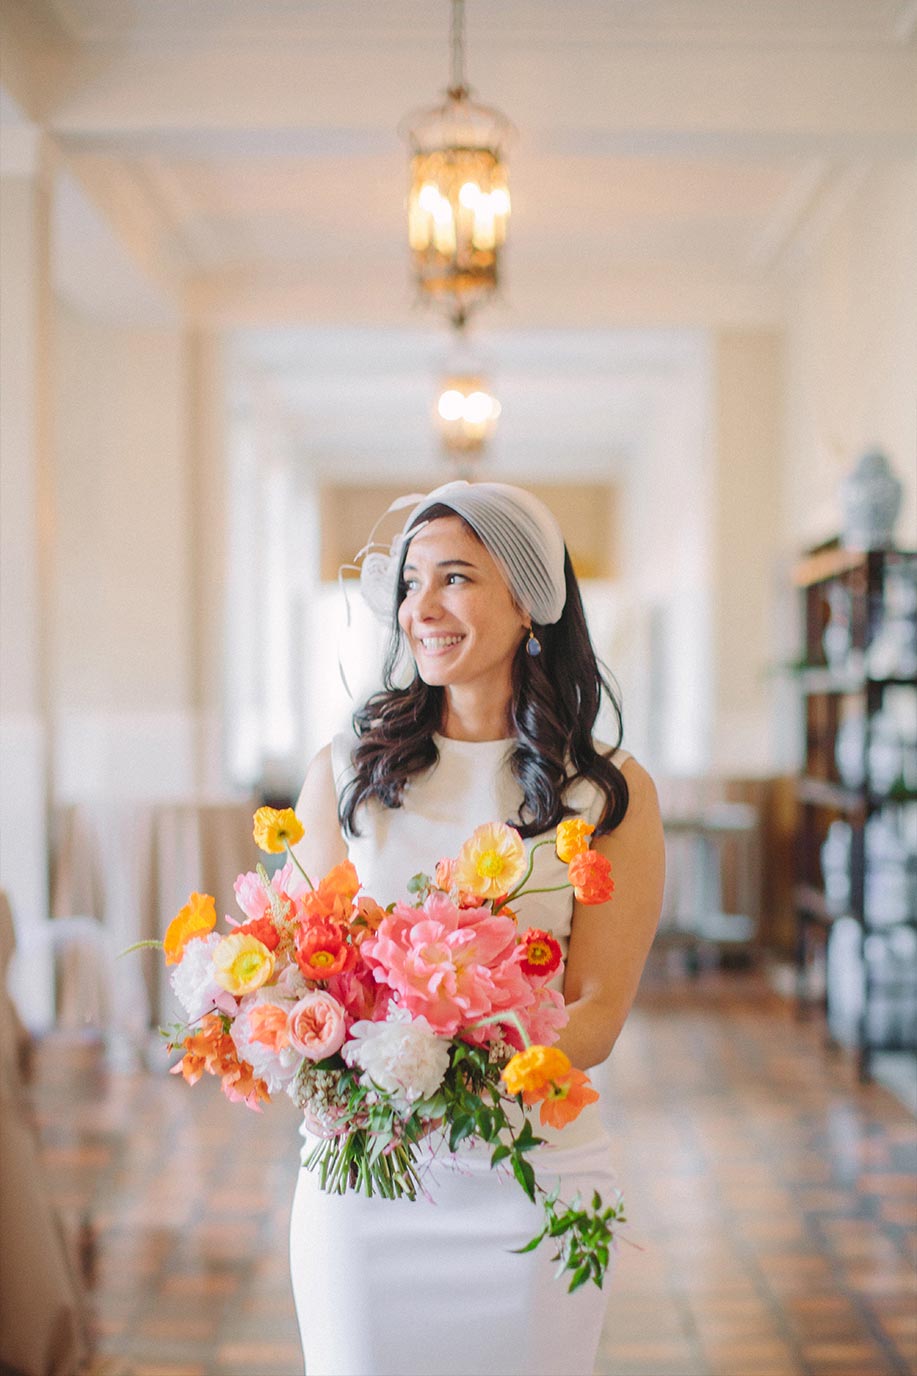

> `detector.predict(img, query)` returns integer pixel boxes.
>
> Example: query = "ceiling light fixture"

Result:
[401,0,514,328]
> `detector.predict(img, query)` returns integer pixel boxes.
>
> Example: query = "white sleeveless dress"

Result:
[289,732,630,1376]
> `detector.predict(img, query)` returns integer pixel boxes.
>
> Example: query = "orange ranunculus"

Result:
[253,806,304,854]
[519,928,562,982]
[212,933,275,995]
[453,822,527,901]
[555,818,596,863]
[319,860,360,901]
[295,917,352,981]
[567,850,615,905]
[248,1002,291,1053]
[235,915,281,951]
[527,1067,599,1128]
[501,1044,572,1098]
[163,892,217,966]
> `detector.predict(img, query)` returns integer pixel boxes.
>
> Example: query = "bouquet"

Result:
[129,806,624,1291]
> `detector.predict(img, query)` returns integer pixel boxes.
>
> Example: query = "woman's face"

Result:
[397,516,528,695]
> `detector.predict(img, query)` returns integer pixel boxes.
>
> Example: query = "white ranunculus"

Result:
[342,1008,450,1113]
[169,932,224,1021]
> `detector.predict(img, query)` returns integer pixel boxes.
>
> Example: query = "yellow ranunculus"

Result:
[555,818,595,863]
[212,932,275,995]
[501,1045,572,1097]
[452,822,527,901]
[163,892,217,966]
[253,806,304,853]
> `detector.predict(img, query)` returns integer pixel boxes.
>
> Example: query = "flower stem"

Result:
[506,837,554,901]
[285,844,316,892]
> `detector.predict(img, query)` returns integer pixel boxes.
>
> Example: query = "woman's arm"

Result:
[556,758,666,1070]
[289,744,350,881]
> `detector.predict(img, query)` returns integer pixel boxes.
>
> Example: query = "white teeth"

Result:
[420,636,463,649]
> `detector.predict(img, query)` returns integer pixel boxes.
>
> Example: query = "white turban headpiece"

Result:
[358,481,568,627]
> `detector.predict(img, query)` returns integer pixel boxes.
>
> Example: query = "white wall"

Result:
[0,167,54,1025]
[782,160,917,552]
[52,304,198,800]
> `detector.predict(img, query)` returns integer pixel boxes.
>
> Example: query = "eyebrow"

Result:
[402,558,478,572]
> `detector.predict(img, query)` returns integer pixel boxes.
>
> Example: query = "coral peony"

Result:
[253,806,304,854]
[555,818,596,863]
[511,985,568,1050]
[452,822,527,901]
[233,993,300,1092]
[163,892,216,966]
[567,850,615,905]
[362,891,519,1037]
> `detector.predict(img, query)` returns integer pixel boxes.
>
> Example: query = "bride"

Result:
[290,481,665,1376]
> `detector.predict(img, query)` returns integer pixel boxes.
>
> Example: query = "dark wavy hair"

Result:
[339,505,629,840]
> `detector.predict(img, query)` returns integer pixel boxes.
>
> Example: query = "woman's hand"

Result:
[557,758,666,1070]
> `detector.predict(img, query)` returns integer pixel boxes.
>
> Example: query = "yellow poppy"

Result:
[555,818,595,863]
[212,932,276,995]
[252,806,304,853]
[163,892,217,966]
[452,822,527,901]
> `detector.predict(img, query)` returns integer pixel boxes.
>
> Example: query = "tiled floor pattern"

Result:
[27,966,916,1376]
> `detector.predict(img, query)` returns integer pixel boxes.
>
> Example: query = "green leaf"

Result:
[406,871,432,895]
[511,1229,547,1255]
[511,1154,536,1202]
[490,1144,511,1168]
[449,1116,475,1152]
[567,1262,591,1294]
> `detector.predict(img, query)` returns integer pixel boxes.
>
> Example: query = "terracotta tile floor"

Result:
[27,965,916,1376]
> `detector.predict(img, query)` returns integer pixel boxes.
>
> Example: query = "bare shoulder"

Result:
[292,743,349,873]
[595,755,663,856]
[294,742,337,814]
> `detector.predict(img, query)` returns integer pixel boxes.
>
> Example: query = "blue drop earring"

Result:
[526,628,542,657]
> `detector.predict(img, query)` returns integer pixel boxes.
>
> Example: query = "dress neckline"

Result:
[433,731,515,751]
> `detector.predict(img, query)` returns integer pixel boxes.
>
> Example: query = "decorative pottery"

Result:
[840,449,903,550]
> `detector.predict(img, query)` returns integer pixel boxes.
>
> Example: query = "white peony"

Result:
[342,1007,450,1113]
[230,988,301,1094]
[170,932,227,1021]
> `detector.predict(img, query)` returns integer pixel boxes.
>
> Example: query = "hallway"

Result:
[30,965,916,1376]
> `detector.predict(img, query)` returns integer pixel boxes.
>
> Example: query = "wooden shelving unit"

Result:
[793,541,917,1079]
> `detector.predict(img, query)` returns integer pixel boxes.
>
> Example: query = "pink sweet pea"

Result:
[361,891,521,1038]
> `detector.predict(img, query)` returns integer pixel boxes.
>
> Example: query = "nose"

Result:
[413,581,443,621]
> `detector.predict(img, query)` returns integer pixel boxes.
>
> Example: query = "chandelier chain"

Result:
[449,0,466,94]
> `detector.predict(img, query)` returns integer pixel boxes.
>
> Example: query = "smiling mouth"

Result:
[417,635,465,652]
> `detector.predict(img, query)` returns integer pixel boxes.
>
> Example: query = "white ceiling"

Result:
[3,0,915,331]
[1,0,914,474]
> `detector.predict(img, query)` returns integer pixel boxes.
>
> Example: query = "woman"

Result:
[290,481,665,1376]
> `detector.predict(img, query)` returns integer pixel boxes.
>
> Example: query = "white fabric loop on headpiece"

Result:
[402,481,567,625]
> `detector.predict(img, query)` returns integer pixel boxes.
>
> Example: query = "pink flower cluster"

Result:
[362,891,567,1049]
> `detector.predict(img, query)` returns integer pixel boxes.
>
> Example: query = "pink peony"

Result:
[233,860,299,922]
[288,990,347,1061]
[361,891,521,1038]
[512,985,568,1050]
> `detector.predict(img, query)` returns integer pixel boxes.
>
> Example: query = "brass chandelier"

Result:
[401,0,514,328]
